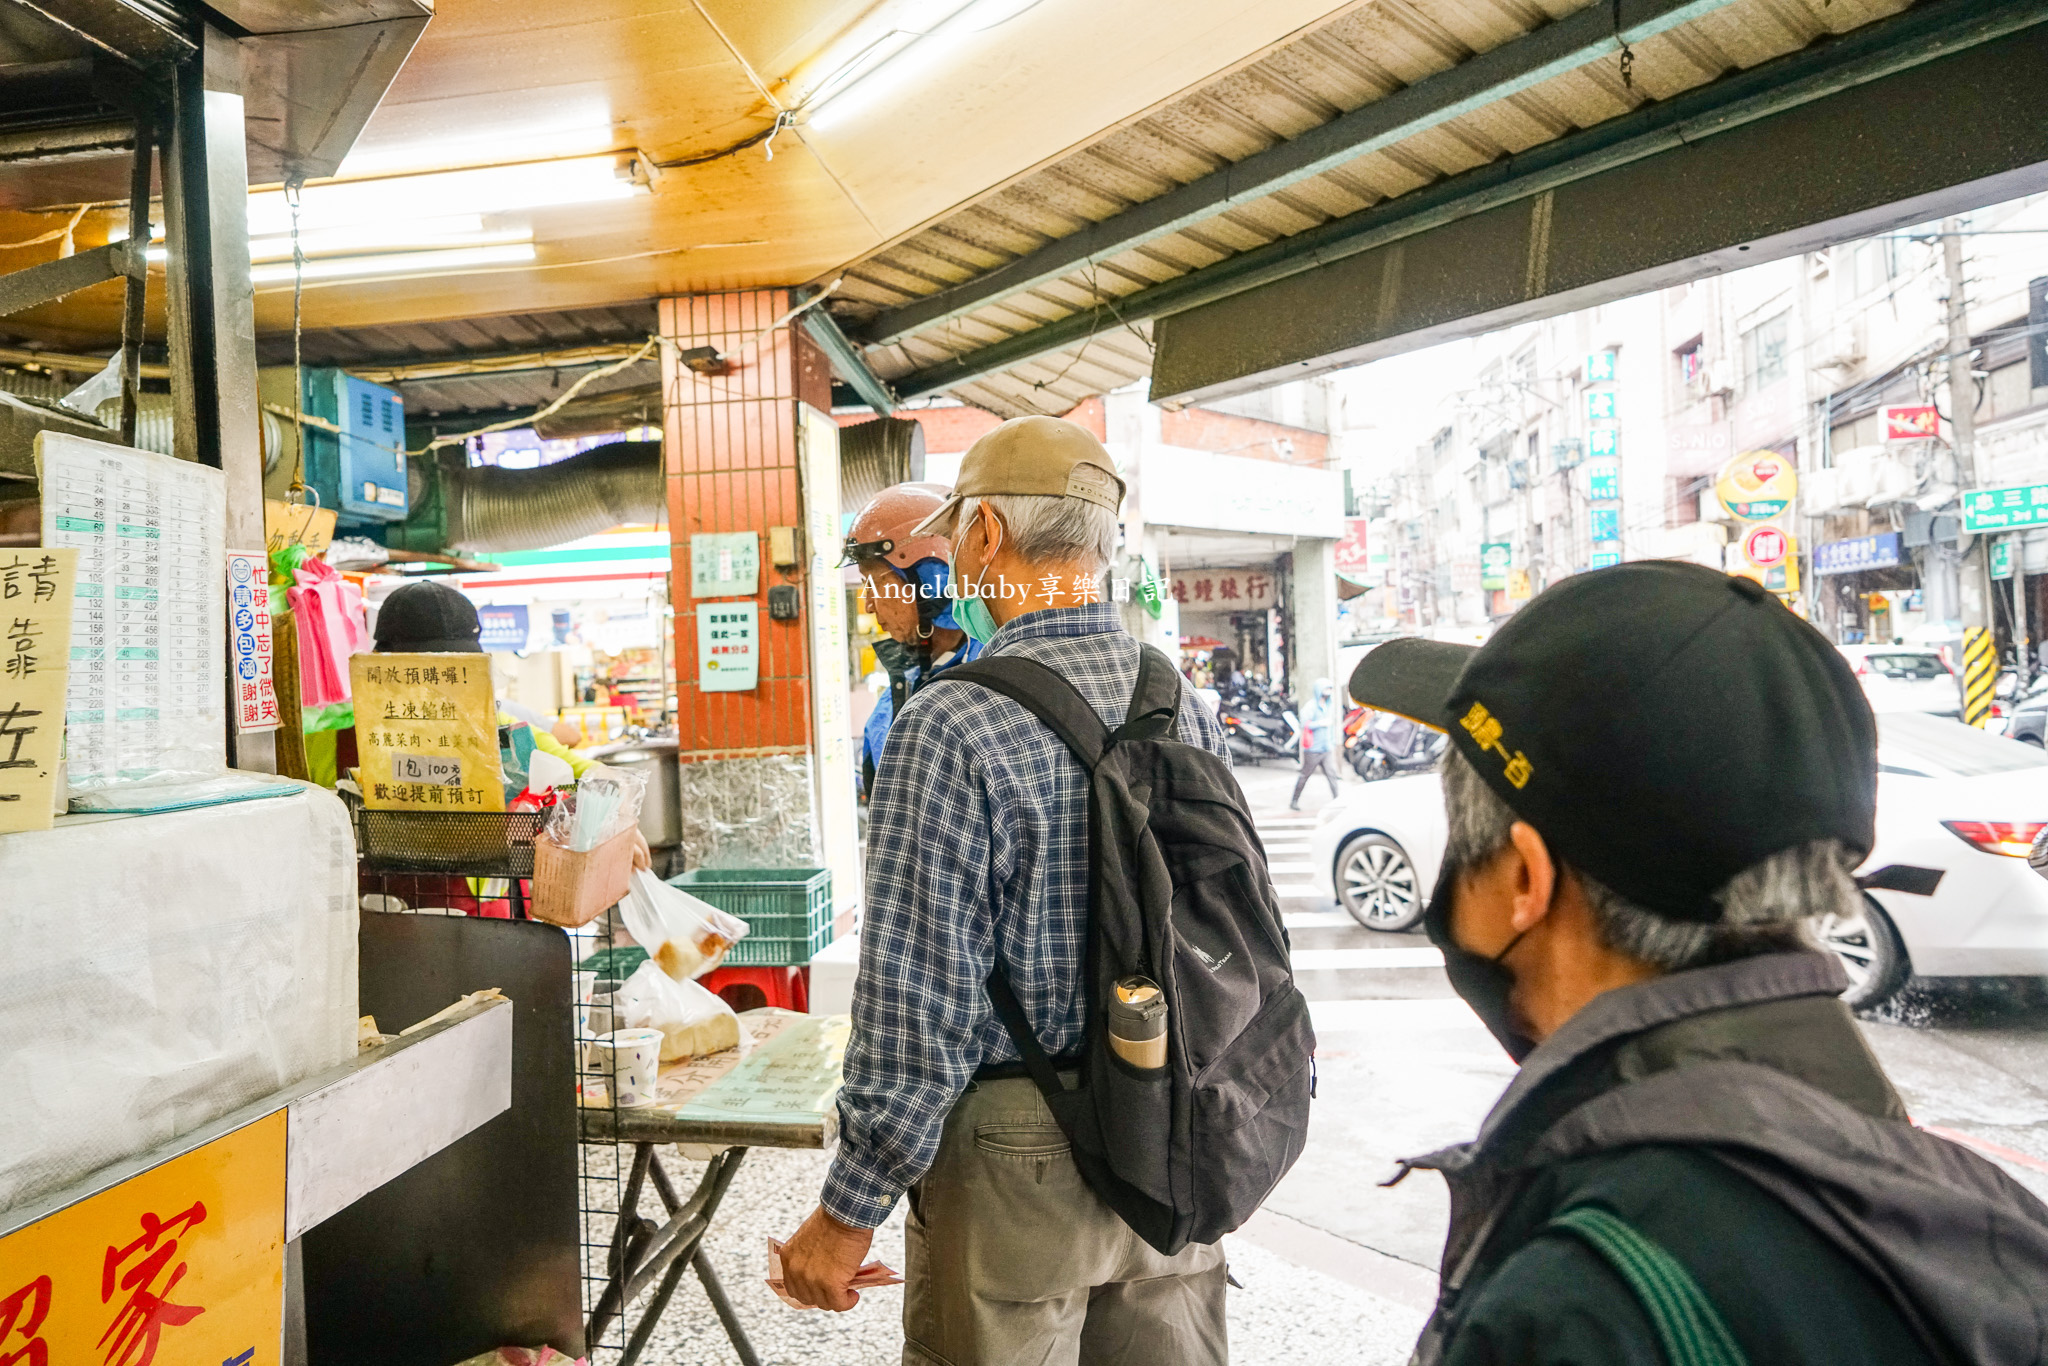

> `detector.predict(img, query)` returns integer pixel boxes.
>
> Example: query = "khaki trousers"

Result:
[903,1076,1228,1366]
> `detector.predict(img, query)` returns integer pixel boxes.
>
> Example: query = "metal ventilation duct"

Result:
[838,416,925,512]
[444,439,663,553]
[107,394,287,471]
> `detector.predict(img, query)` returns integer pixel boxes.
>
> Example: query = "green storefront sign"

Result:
[1480,542,1511,590]
[1962,484,2048,533]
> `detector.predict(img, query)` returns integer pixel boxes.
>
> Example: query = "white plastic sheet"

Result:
[0,783,358,1213]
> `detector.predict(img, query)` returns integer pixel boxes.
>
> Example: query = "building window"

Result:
[1676,337,1705,390]
[1853,238,1895,297]
[1741,312,1789,391]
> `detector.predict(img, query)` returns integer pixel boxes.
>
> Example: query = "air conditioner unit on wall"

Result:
[1813,317,1866,372]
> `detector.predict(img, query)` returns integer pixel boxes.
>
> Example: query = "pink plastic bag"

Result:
[287,557,366,708]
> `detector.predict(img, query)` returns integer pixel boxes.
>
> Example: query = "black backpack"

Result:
[934,644,1316,1255]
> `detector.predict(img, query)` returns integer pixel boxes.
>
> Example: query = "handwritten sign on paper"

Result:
[349,652,505,812]
[0,548,77,832]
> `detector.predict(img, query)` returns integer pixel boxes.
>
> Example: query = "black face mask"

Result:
[1423,863,1538,1063]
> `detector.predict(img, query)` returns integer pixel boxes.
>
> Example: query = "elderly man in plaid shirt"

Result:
[779,416,1233,1364]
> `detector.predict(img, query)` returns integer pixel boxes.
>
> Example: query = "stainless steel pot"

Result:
[589,738,681,851]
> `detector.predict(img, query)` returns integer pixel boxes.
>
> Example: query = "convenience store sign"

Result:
[1962,484,2048,533]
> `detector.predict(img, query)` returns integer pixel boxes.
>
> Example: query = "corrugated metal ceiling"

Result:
[829,0,1913,418]
[254,303,658,421]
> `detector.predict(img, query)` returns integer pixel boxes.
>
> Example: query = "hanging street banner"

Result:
[1961,483,2048,534]
[1714,452,1798,521]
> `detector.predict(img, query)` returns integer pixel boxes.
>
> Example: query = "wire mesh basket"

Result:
[345,790,547,877]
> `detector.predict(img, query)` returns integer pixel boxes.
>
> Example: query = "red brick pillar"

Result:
[661,291,859,884]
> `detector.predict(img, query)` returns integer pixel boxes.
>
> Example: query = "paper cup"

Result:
[596,1027,663,1107]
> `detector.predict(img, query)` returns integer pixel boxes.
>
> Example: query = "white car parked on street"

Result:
[1305,712,2048,1009]
[1838,645,1961,718]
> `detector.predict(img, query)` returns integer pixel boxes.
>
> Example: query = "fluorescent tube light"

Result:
[247,216,530,262]
[245,156,641,238]
[799,0,1043,120]
[247,242,537,285]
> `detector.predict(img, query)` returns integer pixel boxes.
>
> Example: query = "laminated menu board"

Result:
[35,433,225,792]
[350,652,505,810]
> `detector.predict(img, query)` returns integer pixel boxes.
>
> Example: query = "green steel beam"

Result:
[852,0,1739,349]
[801,303,897,416]
[888,0,2048,402]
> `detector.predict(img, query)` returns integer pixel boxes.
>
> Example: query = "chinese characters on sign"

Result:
[349,653,505,811]
[224,552,278,736]
[0,547,77,832]
[1881,404,1941,442]
[100,1200,208,1364]
[1333,519,1371,573]
[0,1111,284,1366]
[1167,570,1276,610]
[1585,461,1620,502]
[1813,532,1904,576]
[1961,483,2048,534]
[688,532,761,599]
[697,602,760,693]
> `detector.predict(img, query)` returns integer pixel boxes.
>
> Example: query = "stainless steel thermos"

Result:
[1107,975,1168,1069]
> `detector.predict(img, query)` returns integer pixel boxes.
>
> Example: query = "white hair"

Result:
[958,493,1118,572]
[1440,748,1855,970]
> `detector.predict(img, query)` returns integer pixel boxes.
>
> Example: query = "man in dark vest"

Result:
[1350,561,2048,1366]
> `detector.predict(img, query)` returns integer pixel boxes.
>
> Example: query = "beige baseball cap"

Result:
[909,415,1126,538]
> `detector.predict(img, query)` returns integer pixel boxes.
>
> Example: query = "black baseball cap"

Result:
[1349,561,1876,924]
[373,580,484,653]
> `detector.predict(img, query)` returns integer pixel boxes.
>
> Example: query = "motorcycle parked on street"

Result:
[1346,709,1447,781]
[1219,677,1301,765]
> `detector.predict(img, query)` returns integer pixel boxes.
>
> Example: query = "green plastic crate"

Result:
[667,867,833,966]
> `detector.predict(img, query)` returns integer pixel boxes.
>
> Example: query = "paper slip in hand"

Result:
[765,1238,903,1310]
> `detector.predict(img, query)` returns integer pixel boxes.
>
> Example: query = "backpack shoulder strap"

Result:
[1110,644,1181,746]
[1545,1205,1750,1366]
[932,655,1109,770]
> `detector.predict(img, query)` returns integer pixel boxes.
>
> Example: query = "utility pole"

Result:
[1943,217,1997,724]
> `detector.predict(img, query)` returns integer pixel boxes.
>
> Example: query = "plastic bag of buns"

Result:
[618,869,749,980]
[616,960,745,1062]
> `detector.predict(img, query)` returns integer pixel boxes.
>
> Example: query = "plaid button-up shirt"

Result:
[821,602,1229,1228]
